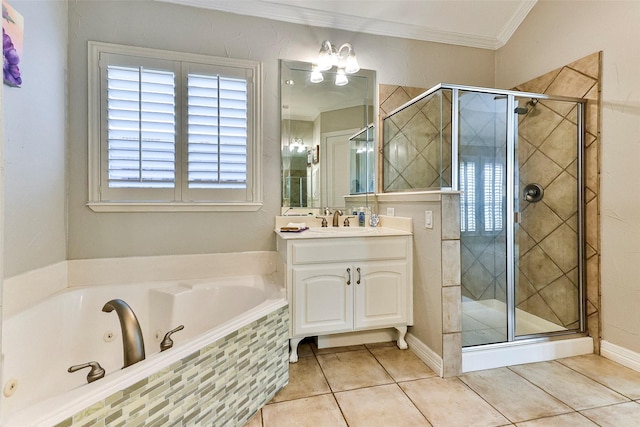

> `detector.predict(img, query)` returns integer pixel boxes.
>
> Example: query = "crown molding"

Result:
[495,0,538,48]
[157,0,536,50]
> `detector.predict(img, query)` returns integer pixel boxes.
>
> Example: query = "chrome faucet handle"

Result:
[343,216,355,227]
[160,325,185,352]
[68,361,106,383]
[315,216,328,227]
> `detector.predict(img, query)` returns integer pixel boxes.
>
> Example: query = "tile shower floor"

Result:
[462,298,567,346]
[244,340,640,427]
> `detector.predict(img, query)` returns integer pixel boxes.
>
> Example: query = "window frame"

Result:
[87,41,263,212]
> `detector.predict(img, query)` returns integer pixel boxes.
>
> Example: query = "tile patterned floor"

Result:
[244,341,640,426]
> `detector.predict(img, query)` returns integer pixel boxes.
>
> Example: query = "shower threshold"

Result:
[461,298,592,373]
[462,298,566,347]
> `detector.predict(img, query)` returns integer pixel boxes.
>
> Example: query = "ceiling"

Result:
[160,0,537,49]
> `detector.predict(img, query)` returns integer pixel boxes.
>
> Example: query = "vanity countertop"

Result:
[274,214,413,240]
[275,226,412,240]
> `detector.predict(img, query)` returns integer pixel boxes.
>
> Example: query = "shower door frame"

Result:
[448,83,587,346]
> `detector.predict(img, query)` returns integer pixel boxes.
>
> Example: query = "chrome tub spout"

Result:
[102,299,146,368]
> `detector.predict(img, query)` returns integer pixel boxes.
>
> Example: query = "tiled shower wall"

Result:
[378,84,430,193]
[379,51,602,352]
[381,89,452,191]
[53,306,289,427]
[514,52,601,351]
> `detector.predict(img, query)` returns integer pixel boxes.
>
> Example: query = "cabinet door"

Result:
[354,260,407,330]
[292,264,353,336]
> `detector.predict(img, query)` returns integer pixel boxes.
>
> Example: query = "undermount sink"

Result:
[308,227,373,233]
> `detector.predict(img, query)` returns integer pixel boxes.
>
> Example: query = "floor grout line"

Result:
[253,348,640,427]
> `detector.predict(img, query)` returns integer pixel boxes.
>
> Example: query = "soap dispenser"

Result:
[358,207,365,227]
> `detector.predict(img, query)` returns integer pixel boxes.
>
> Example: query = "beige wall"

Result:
[3,1,68,277]
[497,1,640,353]
[64,0,495,261]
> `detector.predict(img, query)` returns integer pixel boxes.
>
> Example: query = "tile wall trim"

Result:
[50,306,289,427]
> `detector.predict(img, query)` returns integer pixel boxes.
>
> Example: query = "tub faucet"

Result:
[102,299,146,368]
[332,210,343,227]
[68,361,105,383]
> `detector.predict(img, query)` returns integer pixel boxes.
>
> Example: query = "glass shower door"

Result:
[459,90,509,346]
[513,96,584,337]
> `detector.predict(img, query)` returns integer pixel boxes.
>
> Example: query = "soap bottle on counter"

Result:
[358,207,365,227]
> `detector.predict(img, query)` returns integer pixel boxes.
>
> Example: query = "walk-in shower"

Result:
[382,83,586,349]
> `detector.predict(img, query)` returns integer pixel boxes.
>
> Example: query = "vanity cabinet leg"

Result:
[395,326,408,350]
[289,337,305,363]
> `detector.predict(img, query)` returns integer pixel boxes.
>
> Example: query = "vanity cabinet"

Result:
[276,232,413,363]
[293,261,407,335]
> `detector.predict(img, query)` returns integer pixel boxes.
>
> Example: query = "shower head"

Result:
[514,98,540,115]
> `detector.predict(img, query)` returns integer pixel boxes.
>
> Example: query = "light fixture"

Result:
[289,138,306,153]
[335,68,348,86]
[317,40,334,71]
[311,40,360,86]
[309,65,324,83]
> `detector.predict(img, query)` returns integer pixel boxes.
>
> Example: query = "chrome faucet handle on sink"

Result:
[315,216,328,227]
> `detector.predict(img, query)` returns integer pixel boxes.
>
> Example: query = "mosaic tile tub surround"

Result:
[53,306,289,427]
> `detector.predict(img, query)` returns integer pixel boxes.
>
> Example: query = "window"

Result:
[88,42,262,212]
[460,159,504,234]
[460,161,477,232]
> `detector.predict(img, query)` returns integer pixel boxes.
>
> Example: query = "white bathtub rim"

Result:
[4,272,282,320]
[3,297,288,427]
[3,251,280,319]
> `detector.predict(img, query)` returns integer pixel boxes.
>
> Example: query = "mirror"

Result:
[280,60,375,212]
[349,124,375,195]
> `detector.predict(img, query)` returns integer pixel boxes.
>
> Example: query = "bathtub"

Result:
[2,273,289,426]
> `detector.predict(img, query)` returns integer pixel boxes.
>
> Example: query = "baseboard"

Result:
[406,333,443,377]
[601,340,640,373]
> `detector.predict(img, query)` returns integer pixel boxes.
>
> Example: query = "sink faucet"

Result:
[332,210,343,227]
[102,299,146,368]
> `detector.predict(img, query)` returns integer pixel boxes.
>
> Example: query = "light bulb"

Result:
[317,40,334,71]
[310,67,324,83]
[344,52,360,74]
[335,68,348,86]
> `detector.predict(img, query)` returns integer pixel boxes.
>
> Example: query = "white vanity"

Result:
[275,217,413,362]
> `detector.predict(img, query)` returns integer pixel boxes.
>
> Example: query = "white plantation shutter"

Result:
[107,65,176,189]
[89,42,262,210]
[187,74,247,189]
[460,161,476,232]
[483,162,503,232]
[460,159,504,234]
